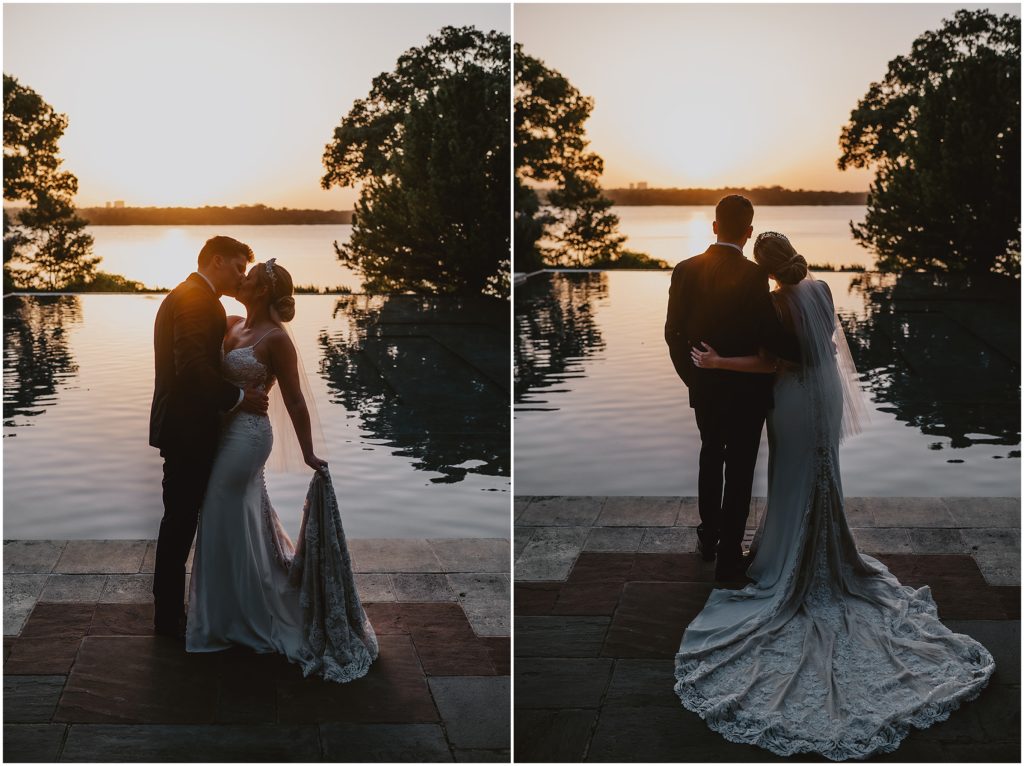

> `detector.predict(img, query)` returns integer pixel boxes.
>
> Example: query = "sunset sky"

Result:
[4,3,509,209]
[516,3,1019,192]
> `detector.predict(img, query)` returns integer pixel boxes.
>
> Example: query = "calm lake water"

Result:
[88,225,358,291]
[4,293,509,540]
[614,205,871,270]
[515,270,1020,498]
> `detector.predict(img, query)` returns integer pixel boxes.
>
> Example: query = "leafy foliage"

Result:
[515,48,635,270]
[838,10,1020,276]
[322,27,509,298]
[4,74,97,290]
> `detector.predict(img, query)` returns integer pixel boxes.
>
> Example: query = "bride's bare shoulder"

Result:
[263,327,295,355]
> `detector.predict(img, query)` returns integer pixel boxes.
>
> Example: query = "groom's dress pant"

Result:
[694,403,766,568]
[153,445,216,629]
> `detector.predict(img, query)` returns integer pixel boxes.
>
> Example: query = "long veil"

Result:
[266,309,328,473]
[785,276,869,443]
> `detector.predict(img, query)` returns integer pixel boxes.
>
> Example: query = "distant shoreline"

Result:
[603,187,868,206]
[609,201,867,207]
[4,205,354,226]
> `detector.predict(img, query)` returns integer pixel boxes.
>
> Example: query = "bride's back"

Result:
[774,279,835,355]
[774,277,867,443]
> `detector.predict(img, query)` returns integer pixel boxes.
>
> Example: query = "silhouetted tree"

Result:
[515,48,635,270]
[4,75,97,290]
[322,27,509,298]
[546,171,625,267]
[838,10,1020,276]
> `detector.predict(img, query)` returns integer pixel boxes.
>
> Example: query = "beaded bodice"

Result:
[222,345,275,392]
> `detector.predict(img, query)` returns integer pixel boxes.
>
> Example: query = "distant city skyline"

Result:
[4,4,509,208]
[515,3,1019,192]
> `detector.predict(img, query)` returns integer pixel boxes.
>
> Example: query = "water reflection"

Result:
[840,272,1020,450]
[515,271,608,407]
[318,294,509,483]
[514,271,1019,497]
[3,295,82,429]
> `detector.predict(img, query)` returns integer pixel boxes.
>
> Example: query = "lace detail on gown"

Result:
[675,449,994,759]
[673,294,995,759]
[186,344,377,684]
[287,469,379,684]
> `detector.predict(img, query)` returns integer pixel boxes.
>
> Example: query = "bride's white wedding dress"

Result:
[674,278,994,760]
[185,332,378,683]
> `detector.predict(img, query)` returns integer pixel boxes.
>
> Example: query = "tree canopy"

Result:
[4,74,97,291]
[515,48,651,271]
[322,26,509,298]
[838,10,1020,276]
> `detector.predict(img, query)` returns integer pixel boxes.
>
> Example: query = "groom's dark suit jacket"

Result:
[149,273,240,454]
[664,244,799,410]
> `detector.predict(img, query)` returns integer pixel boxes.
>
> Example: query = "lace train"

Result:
[674,471,994,760]
[284,469,379,684]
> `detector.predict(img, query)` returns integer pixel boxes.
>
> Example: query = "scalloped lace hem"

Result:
[673,660,993,761]
[298,638,379,685]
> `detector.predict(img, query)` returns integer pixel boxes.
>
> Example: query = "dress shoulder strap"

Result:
[252,327,281,348]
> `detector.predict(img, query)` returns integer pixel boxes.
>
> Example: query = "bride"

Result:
[185,258,378,683]
[675,232,994,759]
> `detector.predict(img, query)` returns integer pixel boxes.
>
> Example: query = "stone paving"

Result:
[4,537,510,762]
[514,496,1020,762]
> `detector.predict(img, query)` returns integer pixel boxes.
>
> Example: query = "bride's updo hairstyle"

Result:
[260,259,296,322]
[753,231,808,285]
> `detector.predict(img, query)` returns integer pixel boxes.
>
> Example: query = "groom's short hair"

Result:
[197,236,255,267]
[715,195,754,240]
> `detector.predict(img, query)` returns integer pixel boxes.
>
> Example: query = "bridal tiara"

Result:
[755,231,803,265]
[265,258,278,287]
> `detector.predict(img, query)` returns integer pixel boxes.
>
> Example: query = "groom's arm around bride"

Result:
[664,241,799,402]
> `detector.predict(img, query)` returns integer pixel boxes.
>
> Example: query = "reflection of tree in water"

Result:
[318,294,509,484]
[3,295,81,429]
[515,271,608,406]
[840,272,1020,451]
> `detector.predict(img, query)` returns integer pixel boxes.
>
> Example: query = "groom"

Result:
[664,195,799,583]
[149,236,268,638]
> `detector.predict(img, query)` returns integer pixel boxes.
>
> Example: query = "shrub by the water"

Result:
[590,250,670,269]
[63,271,156,292]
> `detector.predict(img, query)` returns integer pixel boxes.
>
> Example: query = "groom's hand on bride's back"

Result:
[240,387,269,415]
